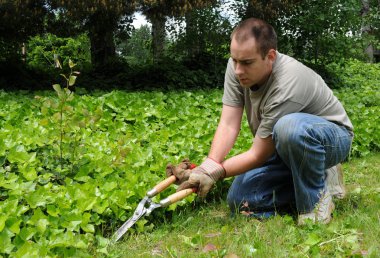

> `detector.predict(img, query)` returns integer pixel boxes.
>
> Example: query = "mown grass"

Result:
[109,153,380,257]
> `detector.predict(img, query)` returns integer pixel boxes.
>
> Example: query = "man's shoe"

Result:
[298,190,335,225]
[326,164,346,199]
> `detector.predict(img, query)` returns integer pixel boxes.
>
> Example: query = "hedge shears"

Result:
[112,175,196,242]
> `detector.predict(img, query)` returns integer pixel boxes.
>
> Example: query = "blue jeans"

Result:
[227,113,353,216]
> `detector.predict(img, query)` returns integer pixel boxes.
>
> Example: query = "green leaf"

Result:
[60,74,68,81]
[81,223,95,233]
[0,215,7,231]
[0,229,15,254]
[135,219,147,232]
[180,235,198,248]
[1,199,18,215]
[19,227,36,241]
[19,164,37,181]
[6,217,22,234]
[7,145,31,164]
[55,58,62,69]
[53,83,61,91]
[103,181,117,192]
[77,196,98,212]
[96,235,110,248]
[24,188,48,209]
[16,205,30,217]
[69,75,77,86]
[305,233,321,246]
[47,205,60,217]
[93,200,109,214]
[49,231,76,248]
[0,156,6,166]
[28,208,49,234]
[68,59,76,69]
[13,241,40,258]
[65,88,74,100]
[53,84,63,98]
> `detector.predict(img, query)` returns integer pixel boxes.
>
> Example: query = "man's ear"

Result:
[267,49,277,63]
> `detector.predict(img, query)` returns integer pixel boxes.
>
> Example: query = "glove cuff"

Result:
[200,157,226,181]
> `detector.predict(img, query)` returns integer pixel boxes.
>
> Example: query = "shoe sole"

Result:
[298,195,335,225]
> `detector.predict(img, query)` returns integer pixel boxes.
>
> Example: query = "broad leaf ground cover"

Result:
[0,89,253,256]
[0,61,379,257]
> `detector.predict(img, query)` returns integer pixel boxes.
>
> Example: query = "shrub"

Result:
[333,60,380,156]
[27,33,91,73]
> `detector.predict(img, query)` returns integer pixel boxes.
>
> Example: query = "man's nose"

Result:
[234,62,244,75]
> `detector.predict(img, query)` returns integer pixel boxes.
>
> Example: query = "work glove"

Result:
[177,158,225,197]
[166,158,196,185]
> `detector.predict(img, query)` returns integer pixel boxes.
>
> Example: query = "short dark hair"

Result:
[231,18,277,59]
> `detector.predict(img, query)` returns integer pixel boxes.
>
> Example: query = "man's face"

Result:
[230,37,275,88]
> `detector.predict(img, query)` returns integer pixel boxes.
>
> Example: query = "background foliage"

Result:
[27,34,91,72]
[0,0,379,256]
[0,59,379,256]
[331,60,380,156]
[0,0,379,90]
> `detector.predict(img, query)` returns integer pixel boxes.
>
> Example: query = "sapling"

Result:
[52,59,80,169]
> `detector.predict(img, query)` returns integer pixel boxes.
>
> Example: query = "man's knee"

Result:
[227,179,243,212]
[227,181,268,214]
[226,189,238,212]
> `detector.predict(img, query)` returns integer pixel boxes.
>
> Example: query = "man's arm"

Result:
[208,104,243,163]
[176,104,243,196]
[222,134,275,177]
[177,105,275,196]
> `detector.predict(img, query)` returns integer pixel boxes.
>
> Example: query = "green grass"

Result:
[109,153,380,257]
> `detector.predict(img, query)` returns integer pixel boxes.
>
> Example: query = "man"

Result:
[174,18,353,224]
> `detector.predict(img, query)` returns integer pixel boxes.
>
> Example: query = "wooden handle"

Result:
[147,175,177,197]
[154,175,176,192]
[166,188,196,205]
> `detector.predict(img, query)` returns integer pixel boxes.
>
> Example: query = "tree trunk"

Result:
[185,11,202,59]
[21,43,26,63]
[147,12,166,64]
[88,11,117,68]
[360,0,374,62]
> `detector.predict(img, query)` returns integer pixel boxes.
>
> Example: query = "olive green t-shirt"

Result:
[222,52,353,138]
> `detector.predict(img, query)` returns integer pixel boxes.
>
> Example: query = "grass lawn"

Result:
[110,152,380,257]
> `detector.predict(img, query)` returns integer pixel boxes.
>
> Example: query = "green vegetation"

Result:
[0,59,379,256]
[0,1,379,256]
[331,60,380,156]
[1,1,379,90]
[27,34,91,72]
[112,153,380,257]
[0,87,226,256]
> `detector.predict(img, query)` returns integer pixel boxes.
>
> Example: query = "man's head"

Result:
[230,18,277,88]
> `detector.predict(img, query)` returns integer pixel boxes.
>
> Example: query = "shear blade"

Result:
[112,211,145,242]
[112,196,150,242]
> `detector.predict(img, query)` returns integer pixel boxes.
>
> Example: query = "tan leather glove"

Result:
[177,158,225,197]
[166,158,196,185]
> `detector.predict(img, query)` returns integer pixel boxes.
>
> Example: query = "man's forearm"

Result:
[222,150,262,177]
[207,105,243,163]
[208,121,240,163]
[222,135,276,177]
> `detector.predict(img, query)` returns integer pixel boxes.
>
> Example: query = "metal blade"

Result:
[111,197,148,242]
[111,212,144,242]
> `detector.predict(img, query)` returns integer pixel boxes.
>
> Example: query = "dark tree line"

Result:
[0,0,378,89]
